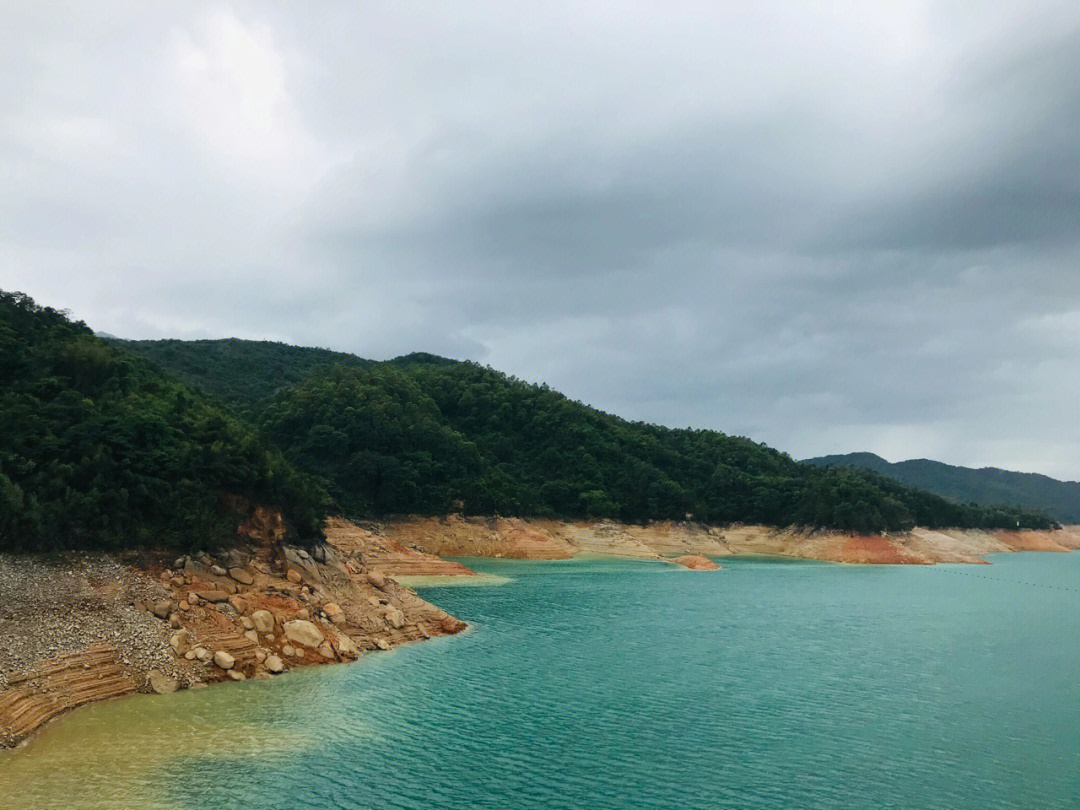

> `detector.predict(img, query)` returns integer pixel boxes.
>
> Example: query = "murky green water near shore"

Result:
[2,552,1077,809]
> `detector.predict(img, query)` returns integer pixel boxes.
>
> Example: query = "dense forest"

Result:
[0,292,330,552]
[120,338,1055,534]
[0,291,1053,555]
[805,452,1080,524]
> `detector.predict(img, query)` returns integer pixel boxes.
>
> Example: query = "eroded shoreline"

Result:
[2,516,1077,749]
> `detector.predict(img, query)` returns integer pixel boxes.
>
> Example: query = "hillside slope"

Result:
[118,338,1054,533]
[805,452,1080,524]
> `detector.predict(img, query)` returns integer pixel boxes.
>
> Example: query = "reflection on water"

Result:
[2,553,1077,810]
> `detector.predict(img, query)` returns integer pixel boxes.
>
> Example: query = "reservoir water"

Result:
[1,552,1077,809]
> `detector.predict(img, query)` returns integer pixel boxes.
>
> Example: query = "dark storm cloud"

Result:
[2,2,1078,477]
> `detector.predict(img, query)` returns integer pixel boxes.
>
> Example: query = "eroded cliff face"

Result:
[0,522,466,749]
[323,517,479,576]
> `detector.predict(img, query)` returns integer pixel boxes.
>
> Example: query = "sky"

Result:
[2,2,1078,478]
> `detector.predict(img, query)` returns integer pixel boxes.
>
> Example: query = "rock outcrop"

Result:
[673,555,721,570]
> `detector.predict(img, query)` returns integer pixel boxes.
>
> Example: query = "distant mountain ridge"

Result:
[804,452,1080,524]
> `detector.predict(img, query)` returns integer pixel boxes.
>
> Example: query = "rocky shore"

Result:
[3,514,1076,749]
[0,518,465,749]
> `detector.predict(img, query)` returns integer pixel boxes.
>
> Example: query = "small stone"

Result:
[265,634,274,642]
[265,655,284,673]
[244,629,259,644]
[286,569,302,584]
[195,590,229,603]
[169,612,182,629]
[228,596,247,614]
[211,564,227,576]
[213,650,235,670]
[184,650,197,660]
[254,650,267,663]
[296,608,310,621]
[159,571,171,582]
[240,616,254,630]
[171,576,185,588]
[194,647,211,662]
[375,638,390,651]
[227,670,246,681]
[151,600,172,619]
[317,641,335,659]
[179,600,191,612]
[282,644,296,657]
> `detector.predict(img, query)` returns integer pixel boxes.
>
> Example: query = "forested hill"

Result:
[118,337,1054,534]
[805,452,1080,524]
[0,293,330,552]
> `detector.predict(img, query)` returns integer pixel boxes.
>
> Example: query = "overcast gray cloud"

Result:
[2,1,1078,477]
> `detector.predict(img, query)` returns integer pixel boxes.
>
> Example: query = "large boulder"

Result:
[384,606,406,629]
[169,629,193,656]
[148,669,179,694]
[229,567,254,585]
[323,602,345,625]
[283,619,324,648]
[367,570,387,590]
[213,650,235,670]
[335,633,358,657]
[251,610,275,634]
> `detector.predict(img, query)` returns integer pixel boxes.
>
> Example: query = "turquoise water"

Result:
[2,553,1077,809]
